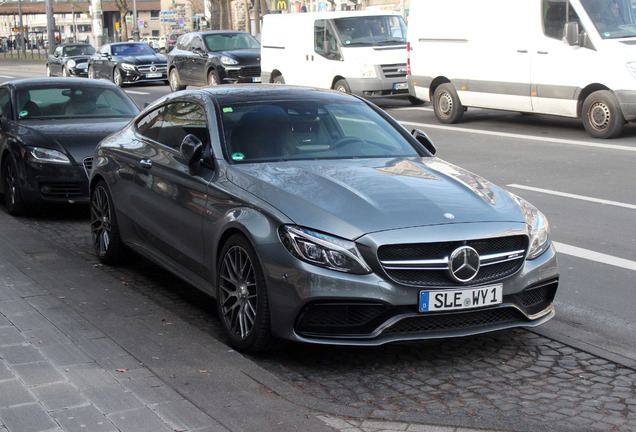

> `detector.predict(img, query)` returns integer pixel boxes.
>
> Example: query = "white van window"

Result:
[580,0,636,39]
[543,0,582,39]
[332,15,407,46]
[314,20,340,60]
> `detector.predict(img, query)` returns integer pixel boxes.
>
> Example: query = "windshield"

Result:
[112,43,157,56]
[221,99,420,163]
[16,86,139,120]
[204,33,260,51]
[580,0,636,39]
[63,45,95,56]
[332,15,407,46]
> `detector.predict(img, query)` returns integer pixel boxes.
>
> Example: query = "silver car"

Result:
[89,85,559,352]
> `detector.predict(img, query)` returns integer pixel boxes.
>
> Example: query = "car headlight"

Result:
[279,226,371,274]
[627,62,636,80]
[221,56,238,65]
[121,63,137,71]
[360,63,377,78]
[27,147,71,164]
[510,194,551,259]
[67,59,76,68]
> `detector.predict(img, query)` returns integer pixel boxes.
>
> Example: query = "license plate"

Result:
[419,284,503,312]
[252,77,262,83]
[394,82,408,90]
[146,73,162,78]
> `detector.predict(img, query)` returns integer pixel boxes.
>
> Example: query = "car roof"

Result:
[198,84,361,105]
[3,77,123,91]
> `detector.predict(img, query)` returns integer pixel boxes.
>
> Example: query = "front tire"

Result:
[88,65,96,79]
[46,65,52,77]
[217,234,273,353]
[433,83,464,124]
[62,67,69,77]
[90,181,127,265]
[113,68,124,87]
[207,69,220,86]
[169,68,185,91]
[582,90,625,139]
[2,156,28,216]
[333,78,351,93]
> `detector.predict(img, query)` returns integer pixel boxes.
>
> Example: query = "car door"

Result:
[189,36,208,86]
[131,100,213,279]
[94,45,111,78]
[51,46,64,75]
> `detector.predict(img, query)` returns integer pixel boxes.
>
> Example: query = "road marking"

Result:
[553,242,636,272]
[0,75,15,78]
[507,184,636,210]
[125,90,150,95]
[400,120,636,153]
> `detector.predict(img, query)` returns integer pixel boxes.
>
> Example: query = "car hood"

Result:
[18,119,130,164]
[117,54,167,64]
[65,55,92,63]
[226,157,525,240]
[212,49,260,63]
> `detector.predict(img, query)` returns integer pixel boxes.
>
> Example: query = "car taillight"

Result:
[407,42,411,75]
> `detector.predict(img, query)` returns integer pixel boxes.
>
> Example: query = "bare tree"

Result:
[112,0,130,41]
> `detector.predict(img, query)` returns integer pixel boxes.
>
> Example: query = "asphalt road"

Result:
[1,65,635,368]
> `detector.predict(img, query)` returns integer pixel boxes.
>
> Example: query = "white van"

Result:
[261,12,422,103]
[407,0,636,138]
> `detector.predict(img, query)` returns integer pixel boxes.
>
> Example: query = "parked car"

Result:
[166,33,182,53]
[89,85,559,353]
[46,43,96,78]
[0,78,140,215]
[167,31,261,91]
[88,42,168,87]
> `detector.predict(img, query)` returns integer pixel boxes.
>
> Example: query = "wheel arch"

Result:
[576,83,610,119]
[269,69,283,83]
[429,76,451,102]
[331,75,346,89]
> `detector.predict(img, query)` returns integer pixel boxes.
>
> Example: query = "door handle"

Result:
[537,51,548,55]
[517,50,528,53]
[139,159,152,169]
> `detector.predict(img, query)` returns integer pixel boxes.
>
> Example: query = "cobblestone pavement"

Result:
[15,207,636,432]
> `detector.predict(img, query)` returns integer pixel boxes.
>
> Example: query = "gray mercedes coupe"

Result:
[89,85,559,352]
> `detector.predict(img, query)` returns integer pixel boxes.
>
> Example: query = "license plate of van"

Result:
[394,82,408,90]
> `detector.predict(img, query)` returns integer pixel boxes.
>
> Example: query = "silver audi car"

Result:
[89,85,559,352]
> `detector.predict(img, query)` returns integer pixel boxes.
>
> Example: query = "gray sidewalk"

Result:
[1,209,506,432]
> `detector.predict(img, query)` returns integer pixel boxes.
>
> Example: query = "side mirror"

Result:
[564,21,580,46]
[192,47,205,56]
[180,134,203,172]
[411,129,436,155]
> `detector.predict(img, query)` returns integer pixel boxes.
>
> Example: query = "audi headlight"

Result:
[121,63,137,71]
[67,59,76,68]
[360,63,377,78]
[27,147,71,164]
[627,62,636,80]
[279,226,371,274]
[511,194,550,259]
[221,56,238,65]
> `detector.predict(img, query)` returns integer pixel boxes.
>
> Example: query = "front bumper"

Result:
[259,224,559,346]
[615,89,636,121]
[19,158,90,205]
[121,67,168,84]
[70,62,89,77]
[223,65,262,84]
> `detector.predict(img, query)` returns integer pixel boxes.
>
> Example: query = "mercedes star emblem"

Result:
[448,246,480,282]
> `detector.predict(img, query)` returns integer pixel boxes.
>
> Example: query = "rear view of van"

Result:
[407,0,636,138]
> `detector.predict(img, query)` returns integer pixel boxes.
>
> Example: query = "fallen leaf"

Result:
[116,369,128,373]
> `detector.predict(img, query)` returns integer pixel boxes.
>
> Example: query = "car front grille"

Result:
[227,66,261,79]
[381,63,407,79]
[137,64,167,73]
[83,157,93,178]
[378,235,528,287]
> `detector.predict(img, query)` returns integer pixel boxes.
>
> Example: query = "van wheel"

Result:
[273,75,285,84]
[433,83,464,123]
[582,90,625,139]
[334,79,351,93]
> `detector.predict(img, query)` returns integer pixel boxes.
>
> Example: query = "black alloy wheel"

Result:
[113,68,124,87]
[90,181,126,264]
[217,234,273,352]
[2,156,28,216]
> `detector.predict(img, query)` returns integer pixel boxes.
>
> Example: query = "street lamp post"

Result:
[132,0,140,41]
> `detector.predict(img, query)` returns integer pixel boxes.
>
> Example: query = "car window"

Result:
[15,86,139,120]
[221,99,420,163]
[177,34,193,50]
[190,36,205,52]
[0,87,11,119]
[99,45,111,56]
[543,0,583,39]
[54,46,63,56]
[315,20,340,60]
[112,43,156,56]
[138,102,209,151]
[204,33,260,51]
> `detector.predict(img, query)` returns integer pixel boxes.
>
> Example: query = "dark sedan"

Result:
[0,78,139,215]
[167,31,261,91]
[89,85,559,353]
[46,43,96,77]
[88,42,168,87]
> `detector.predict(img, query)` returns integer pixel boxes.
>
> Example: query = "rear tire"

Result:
[90,181,127,265]
[2,155,28,216]
[273,75,285,84]
[217,234,273,353]
[581,90,625,139]
[433,83,464,124]
[333,78,351,93]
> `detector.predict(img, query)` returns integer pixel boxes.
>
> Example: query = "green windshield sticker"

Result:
[231,152,245,161]
[19,110,28,117]
[223,107,233,113]
[604,32,611,37]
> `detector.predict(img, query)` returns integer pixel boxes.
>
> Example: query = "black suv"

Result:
[167,31,261,91]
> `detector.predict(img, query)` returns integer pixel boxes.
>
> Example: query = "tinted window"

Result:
[221,99,419,163]
[190,36,205,52]
[112,43,156,56]
[138,102,209,150]
[63,45,95,56]
[333,15,407,46]
[204,33,260,51]
[0,87,11,119]
[137,106,167,143]
[543,0,582,39]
